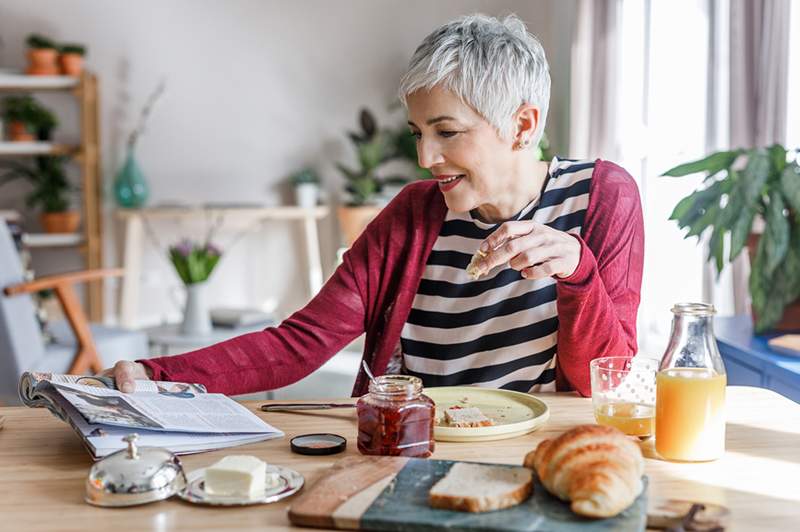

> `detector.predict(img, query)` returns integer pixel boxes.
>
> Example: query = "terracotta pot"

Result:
[26,48,59,75]
[8,121,35,142]
[59,53,84,76]
[40,211,80,234]
[337,205,382,247]
[746,233,800,331]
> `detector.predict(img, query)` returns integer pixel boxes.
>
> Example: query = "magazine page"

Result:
[19,371,206,405]
[52,382,278,434]
[48,393,282,459]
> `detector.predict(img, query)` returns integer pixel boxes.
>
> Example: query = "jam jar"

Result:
[356,375,435,457]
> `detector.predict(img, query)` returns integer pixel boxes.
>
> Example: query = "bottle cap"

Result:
[290,433,347,455]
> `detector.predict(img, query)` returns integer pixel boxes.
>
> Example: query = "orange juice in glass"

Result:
[590,356,658,439]
[655,303,727,462]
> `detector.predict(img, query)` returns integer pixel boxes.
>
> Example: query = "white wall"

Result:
[0,0,572,326]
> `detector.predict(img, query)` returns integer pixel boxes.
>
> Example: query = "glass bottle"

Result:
[656,303,727,461]
[356,375,435,458]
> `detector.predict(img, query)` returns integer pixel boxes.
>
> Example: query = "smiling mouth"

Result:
[438,174,465,184]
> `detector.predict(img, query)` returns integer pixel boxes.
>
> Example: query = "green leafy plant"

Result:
[663,145,800,332]
[0,156,74,212]
[168,239,222,285]
[60,43,86,56]
[27,34,57,50]
[288,167,320,186]
[2,96,58,139]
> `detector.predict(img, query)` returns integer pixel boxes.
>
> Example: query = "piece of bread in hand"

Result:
[523,424,644,519]
[466,249,488,280]
[429,462,533,513]
[444,406,494,427]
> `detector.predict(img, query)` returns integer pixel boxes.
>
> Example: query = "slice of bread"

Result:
[444,406,494,427]
[429,462,533,512]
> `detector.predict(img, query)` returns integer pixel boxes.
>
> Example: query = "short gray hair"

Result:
[398,14,550,145]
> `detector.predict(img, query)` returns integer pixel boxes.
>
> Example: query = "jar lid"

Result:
[85,434,187,507]
[290,433,347,455]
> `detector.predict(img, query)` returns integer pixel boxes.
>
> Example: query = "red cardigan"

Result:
[141,160,644,397]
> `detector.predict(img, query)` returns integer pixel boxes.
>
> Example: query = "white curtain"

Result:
[724,0,792,314]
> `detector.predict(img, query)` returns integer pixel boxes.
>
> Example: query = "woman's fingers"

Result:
[479,221,537,254]
[479,228,547,273]
[113,361,145,393]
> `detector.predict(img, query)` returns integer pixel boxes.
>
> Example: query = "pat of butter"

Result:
[205,455,270,498]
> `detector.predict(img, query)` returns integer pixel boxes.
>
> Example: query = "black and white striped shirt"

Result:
[400,157,595,392]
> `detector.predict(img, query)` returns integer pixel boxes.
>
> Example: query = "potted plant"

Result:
[289,167,321,208]
[663,145,800,332]
[336,108,397,245]
[0,156,79,233]
[2,96,58,141]
[169,239,222,335]
[26,34,59,76]
[59,43,87,76]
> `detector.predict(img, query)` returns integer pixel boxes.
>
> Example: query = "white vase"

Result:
[180,282,212,336]
[294,183,319,208]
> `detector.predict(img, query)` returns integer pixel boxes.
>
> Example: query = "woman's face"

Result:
[406,85,518,215]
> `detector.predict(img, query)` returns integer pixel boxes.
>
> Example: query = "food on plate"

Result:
[442,405,494,427]
[524,424,644,518]
[204,455,278,498]
[429,462,533,512]
[466,249,488,280]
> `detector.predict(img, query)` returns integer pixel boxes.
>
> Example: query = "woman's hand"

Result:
[99,361,153,393]
[474,220,582,280]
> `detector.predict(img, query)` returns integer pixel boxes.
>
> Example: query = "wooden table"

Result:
[1,386,798,531]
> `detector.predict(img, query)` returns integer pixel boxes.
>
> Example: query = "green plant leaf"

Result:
[661,150,741,178]
[741,150,771,208]
[780,162,800,215]
[768,144,787,176]
[729,207,755,261]
[707,225,726,276]
[762,190,790,276]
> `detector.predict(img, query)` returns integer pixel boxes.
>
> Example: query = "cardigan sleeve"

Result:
[554,160,644,396]
[138,240,370,396]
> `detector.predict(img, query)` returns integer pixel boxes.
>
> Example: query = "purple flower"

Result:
[172,239,193,257]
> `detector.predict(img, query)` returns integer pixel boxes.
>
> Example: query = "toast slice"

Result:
[429,462,533,512]
[443,406,494,427]
[466,249,488,280]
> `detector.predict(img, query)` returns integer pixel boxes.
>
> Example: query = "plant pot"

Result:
[337,205,382,247]
[746,234,800,331]
[59,53,84,76]
[26,48,59,76]
[180,282,212,336]
[40,211,80,233]
[8,121,35,142]
[294,183,319,208]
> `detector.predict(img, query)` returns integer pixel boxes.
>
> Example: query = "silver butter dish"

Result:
[85,434,187,507]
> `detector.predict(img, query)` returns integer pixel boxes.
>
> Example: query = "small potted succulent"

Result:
[59,43,87,76]
[2,96,58,141]
[26,34,59,76]
[289,167,321,208]
[0,156,79,233]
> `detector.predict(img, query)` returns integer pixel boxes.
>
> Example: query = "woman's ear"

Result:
[514,104,540,147]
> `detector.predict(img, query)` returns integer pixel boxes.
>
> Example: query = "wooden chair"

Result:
[0,221,147,404]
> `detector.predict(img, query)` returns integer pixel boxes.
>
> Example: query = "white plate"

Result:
[178,465,304,506]
[427,386,550,442]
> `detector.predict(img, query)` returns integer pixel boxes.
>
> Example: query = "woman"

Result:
[106,14,643,397]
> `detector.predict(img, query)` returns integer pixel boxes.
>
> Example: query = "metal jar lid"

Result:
[85,434,187,507]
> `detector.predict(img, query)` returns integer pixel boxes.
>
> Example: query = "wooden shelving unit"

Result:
[0,71,103,320]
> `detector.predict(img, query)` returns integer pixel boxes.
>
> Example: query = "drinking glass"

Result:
[590,356,658,439]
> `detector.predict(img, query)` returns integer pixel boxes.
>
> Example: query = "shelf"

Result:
[0,142,80,157]
[115,205,331,221]
[0,70,79,92]
[21,232,84,248]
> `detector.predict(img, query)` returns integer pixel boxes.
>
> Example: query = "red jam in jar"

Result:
[356,375,435,458]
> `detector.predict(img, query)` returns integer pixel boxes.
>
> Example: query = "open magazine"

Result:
[19,372,284,460]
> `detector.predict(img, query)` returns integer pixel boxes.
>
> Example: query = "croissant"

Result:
[523,424,644,518]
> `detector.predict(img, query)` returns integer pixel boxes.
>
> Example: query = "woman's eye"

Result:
[411,131,422,140]
[438,130,459,138]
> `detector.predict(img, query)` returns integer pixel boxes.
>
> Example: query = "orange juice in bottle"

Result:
[655,303,726,461]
